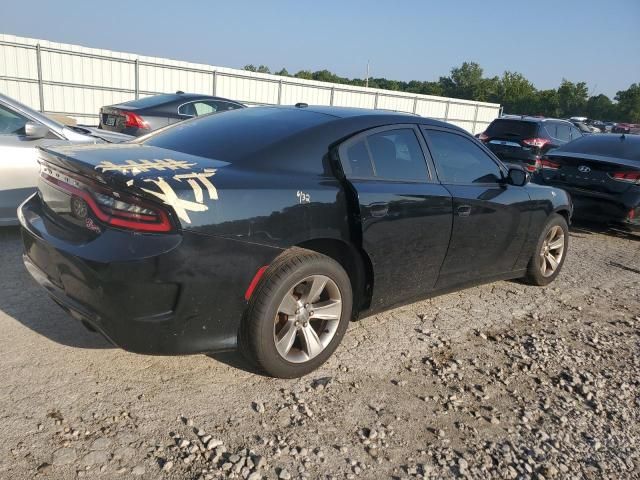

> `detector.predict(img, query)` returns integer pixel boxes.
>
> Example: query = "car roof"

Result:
[273,105,464,131]
[113,93,243,109]
[497,115,573,124]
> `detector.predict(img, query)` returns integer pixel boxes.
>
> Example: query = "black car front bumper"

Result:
[19,194,282,355]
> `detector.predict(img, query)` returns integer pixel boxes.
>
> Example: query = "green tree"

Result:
[534,90,560,117]
[243,64,270,74]
[615,83,640,123]
[493,72,536,114]
[294,70,313,80]
[586,94,615,120]
[556,79,589,117]
[440,62,495,101]
[274,68,290,77]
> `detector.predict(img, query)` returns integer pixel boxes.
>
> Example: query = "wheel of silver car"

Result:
[539,225,565,277]
[524,213,569,286]
[240,248,352,378]
[273,275,342,363]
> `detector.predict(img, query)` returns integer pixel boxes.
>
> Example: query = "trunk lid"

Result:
[36,143,230,233]
[540,151,640,195]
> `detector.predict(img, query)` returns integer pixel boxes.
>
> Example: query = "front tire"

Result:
[240,248,353,378]
[524,213,569,286]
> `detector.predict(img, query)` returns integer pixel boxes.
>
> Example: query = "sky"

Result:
[1,0,639,98]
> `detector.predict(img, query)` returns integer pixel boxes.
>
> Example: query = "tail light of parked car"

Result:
[40,164,172,232]
[123,111,150,130]
[522,138,551,148]
[526,160,541,173]
[608,171,640,185]
[540,159,561,170]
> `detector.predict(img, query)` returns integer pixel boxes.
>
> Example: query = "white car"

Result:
[0,93,131,225]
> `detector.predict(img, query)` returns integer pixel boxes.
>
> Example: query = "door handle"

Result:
[369,202,389,218]
[457,205,472,217]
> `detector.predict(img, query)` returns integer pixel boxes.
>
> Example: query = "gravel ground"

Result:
[0,224,638,480]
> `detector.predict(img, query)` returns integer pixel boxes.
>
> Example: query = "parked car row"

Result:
[479,115,639,231]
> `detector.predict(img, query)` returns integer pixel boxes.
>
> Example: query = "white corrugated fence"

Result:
[0,34,501,133]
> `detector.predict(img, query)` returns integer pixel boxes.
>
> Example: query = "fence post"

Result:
[413,97,418,114]
[330,87,335,106]
[35,44,44,112]
[472,104,479,134]
[277,80,282,105]
[134,59,139,99]
[444,101,450,121]
[212,71,217,96]
[374,92,379,109]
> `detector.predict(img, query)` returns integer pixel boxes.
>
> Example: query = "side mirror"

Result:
[507,167,528,187]
[24,121,49,139]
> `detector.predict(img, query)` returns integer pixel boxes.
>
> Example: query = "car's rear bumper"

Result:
[536,184,640,230]
[19,193,283,354]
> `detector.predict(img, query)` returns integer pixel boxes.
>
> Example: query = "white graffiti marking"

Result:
[96,159,197,176]
[173,169,218,203]
[141,177,208,224]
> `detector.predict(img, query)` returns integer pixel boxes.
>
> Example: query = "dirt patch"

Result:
[0,226,638,479]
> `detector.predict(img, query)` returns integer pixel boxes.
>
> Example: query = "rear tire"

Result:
[523,213,569,286]
[240,248,352,378]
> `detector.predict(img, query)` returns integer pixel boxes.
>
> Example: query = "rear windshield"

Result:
[141,107,331,161]
[558,135,640,161]
[117,94,178,109]
[485,119,538,139]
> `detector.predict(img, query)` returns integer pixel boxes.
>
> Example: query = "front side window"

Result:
[0,103,28,135]
[425,129,502,184]
[340,128,429,181]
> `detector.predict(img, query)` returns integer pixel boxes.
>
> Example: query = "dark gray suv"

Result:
[479,116,583,172]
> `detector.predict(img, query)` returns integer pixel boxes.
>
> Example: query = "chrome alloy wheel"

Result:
[273,275,342,363]
[539,225,565,277]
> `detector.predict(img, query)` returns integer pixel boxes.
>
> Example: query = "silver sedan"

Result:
[0,93,131,225]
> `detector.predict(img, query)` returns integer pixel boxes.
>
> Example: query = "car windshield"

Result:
[560,135,640,161]
[485,119,538,139]
[141,107,332,161]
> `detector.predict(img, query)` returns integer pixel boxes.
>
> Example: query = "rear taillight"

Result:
[525,161,539,173]
[40,165,172,233]
[123,111,150,129]
[540,158,560,170]
[608,171,640,185]
[522,138,551,148]
[478,132,489,142]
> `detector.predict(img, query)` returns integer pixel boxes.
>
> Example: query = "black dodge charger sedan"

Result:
[19,106,572,378]
[533,133,639,230]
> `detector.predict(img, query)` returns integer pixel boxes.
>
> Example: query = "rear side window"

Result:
[570,125,583,140]
[142,107,331,162]
[426,129,502,184]
[340,128,429,181]
[178,101,242,117]
[485,119,538,139]
[556,123,571,142]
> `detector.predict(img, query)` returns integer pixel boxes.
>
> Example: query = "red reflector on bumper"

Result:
[244,266,268,300]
